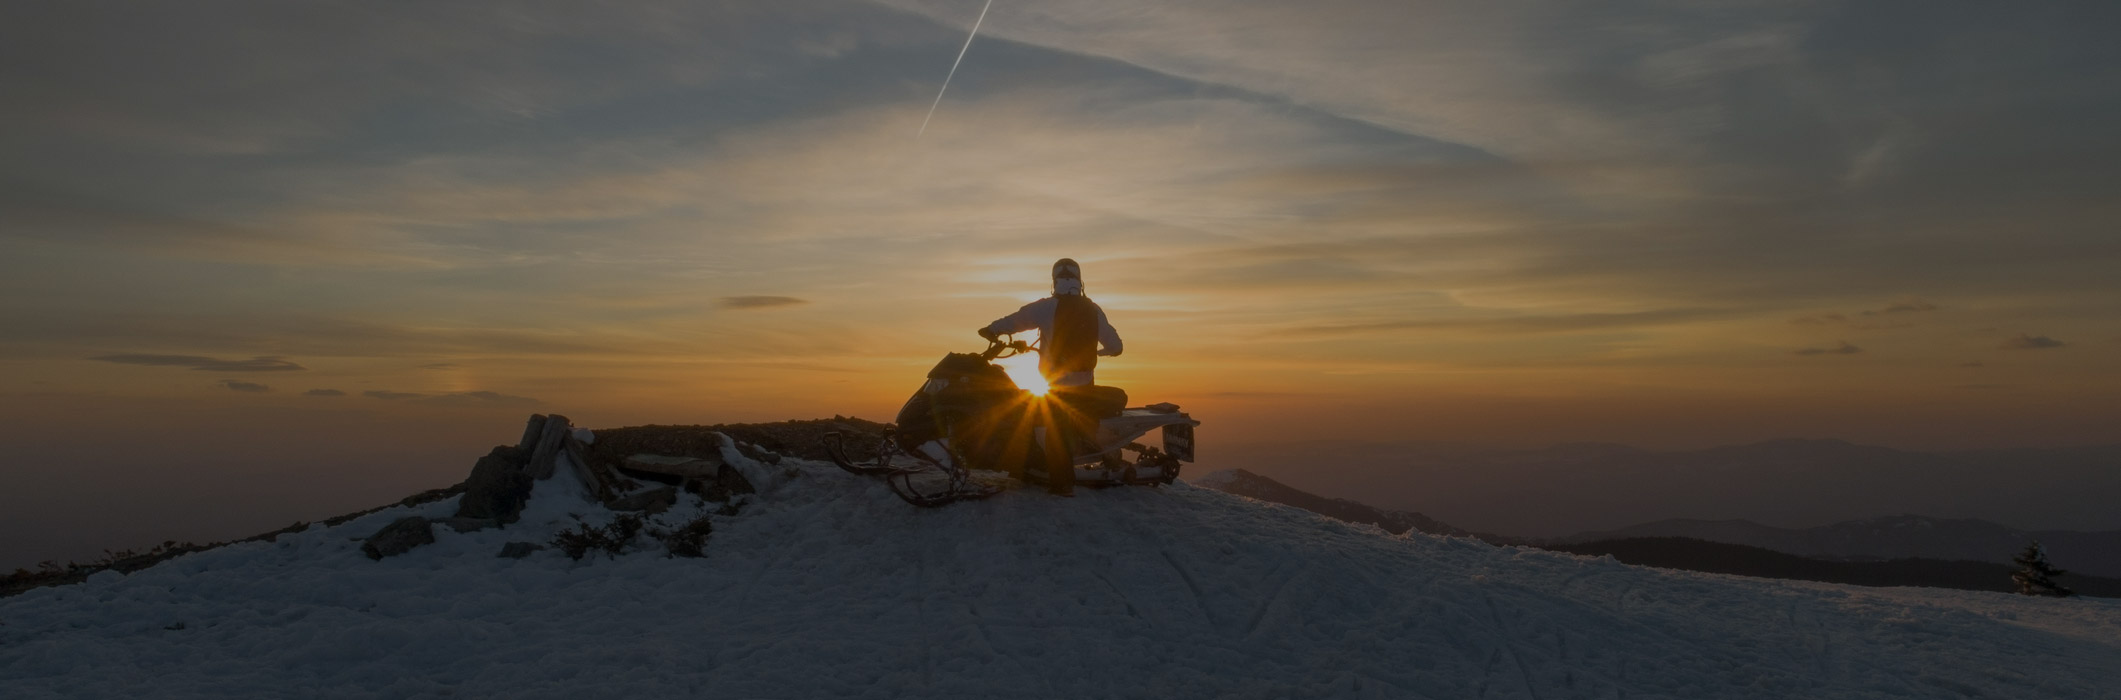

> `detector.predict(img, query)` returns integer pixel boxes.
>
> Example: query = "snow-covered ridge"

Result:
[4,436,2120,698]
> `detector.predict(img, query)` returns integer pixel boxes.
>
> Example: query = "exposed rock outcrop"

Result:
[362,517,435,560]
[455,446,532,524]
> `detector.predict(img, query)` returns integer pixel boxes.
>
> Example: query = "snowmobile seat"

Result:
[1050,384,1128,421]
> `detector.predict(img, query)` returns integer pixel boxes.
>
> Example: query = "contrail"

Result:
[917,0,993,138]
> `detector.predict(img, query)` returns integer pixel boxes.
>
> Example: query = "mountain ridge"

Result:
[1209,439,2121,536]
[1191,468,2121,597]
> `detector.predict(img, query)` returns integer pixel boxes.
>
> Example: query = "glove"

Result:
[977,327,999,341]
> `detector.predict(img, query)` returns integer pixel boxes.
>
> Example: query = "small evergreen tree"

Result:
[2011,540,2074,597]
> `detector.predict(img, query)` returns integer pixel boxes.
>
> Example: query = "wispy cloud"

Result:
[217,379,270,392]
[304,388,346,397]
[2000,334,2065,350]
[420,391,541,407]
[718,296,810,310]
[1287,308,1731,337]
[360,389,539,406]
[1793,299,1937,326]
[1864,299,1938,316]
[90,354,305,372]
[1794,341,1862,356]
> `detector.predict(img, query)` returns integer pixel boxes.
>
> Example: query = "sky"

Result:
[4,1,2119,566]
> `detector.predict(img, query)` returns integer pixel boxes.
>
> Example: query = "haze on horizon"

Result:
[4,1,2119,568]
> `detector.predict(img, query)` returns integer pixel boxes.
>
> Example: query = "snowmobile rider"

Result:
[978,258,1123,387]
[977,258,1125,495]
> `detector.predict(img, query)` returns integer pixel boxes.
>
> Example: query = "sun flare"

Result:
[992,353,1050,396]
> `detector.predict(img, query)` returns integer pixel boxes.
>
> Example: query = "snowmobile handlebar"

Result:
[981,335,1032,360]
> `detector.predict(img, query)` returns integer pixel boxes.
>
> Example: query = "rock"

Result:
[717,433,789,493]
[691,462,756,503]
[622,453,726,480]
[455,445,531,523]
[497,542,545,559]
[525,413,574,480]
[607,486,678,514]
[517,414,549,452]
[362,517,435,560]
[436,516,496,533]
[564,432,628,500]
[734,441,783,465]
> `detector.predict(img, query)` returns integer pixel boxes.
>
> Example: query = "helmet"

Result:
[1052,258,1083,295]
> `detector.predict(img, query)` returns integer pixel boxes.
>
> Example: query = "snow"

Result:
[5,456,2120,698]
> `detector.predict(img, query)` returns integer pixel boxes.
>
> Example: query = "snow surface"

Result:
[5,452,2121,699]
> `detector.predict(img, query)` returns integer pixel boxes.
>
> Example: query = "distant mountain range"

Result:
[1206,439,2121,538]
[1193,468,2121,598]
[1191,468,1484,539]
[1551,515,2121,579]
[1544,537,2121,599]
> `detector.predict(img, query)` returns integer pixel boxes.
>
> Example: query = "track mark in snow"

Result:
[1242,562,1300,640]
[1481,591,1546,700]
[1088,570,1147,624]
[1158,549,1217,628]
[1477,647,1501,698]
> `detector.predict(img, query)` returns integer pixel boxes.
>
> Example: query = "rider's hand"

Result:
[978,327,999,341]
[1098,348,1121,357]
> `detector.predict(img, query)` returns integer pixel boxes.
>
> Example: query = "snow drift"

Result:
[4,440,2119,698]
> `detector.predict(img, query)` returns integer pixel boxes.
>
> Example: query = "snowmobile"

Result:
[826,335,1199,507]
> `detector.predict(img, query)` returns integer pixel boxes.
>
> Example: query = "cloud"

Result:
[1861,299,1938,316]
[1794,299,1937,326]
[419,391,542,407]
[718,296,809,310]
[1794,341,1862,356]
[217,379,270,392]
[1287,308,1732,337]
[361,389,539,406]
[419,363,458,370]
[2000,334,2065,350]
[305,388,346,396]
[90,354,306,372]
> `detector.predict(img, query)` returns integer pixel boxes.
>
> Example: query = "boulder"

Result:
[564,432,629,501]
[455,446,531,523]
[607,486,678,514]
[517,414,549,452]
[621,453,725,480]
[435,517,497,533]
[684,462,757,503]
[734,441,783,466]
[361,517,435,560]
[524,414,575,480]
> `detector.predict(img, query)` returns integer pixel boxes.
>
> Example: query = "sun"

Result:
[992,353,1050,396]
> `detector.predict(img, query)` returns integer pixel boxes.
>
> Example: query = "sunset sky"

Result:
[4,2,2118,565]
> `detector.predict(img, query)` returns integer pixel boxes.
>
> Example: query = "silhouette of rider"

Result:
[978,258,1124,495]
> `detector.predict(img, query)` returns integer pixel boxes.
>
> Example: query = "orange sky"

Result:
[3,1,2119,567]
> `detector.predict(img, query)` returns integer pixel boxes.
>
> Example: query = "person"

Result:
[978,258,1124,495]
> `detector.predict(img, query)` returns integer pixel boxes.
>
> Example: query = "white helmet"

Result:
[1052,258,1083,295]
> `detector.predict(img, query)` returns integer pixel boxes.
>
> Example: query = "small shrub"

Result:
[655,515,713,558]
[550,514,647,561]
[549,512,713,561]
